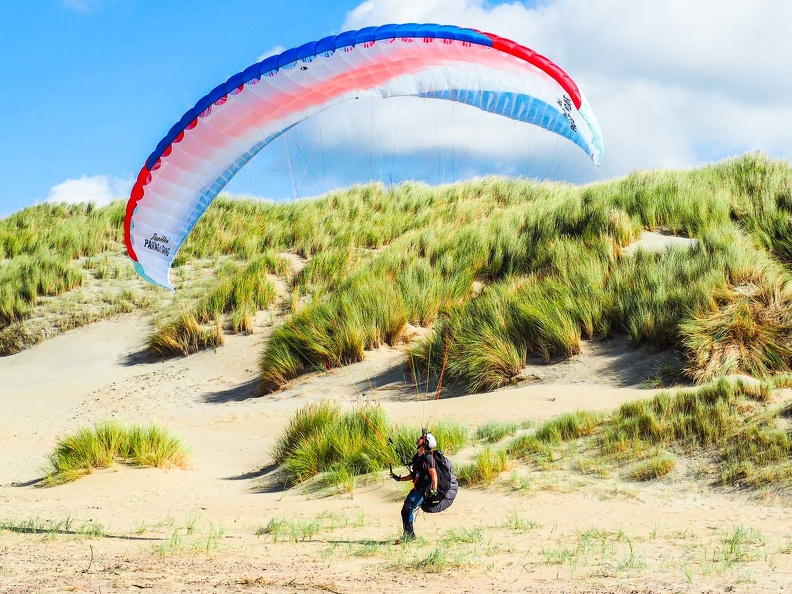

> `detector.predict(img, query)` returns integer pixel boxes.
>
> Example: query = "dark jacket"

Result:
[410,450,435,491]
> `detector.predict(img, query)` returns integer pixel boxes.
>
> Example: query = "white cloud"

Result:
[60,0,111,13]
[46,175,131,207]
[257,46,286,63]
[339,0,792,179]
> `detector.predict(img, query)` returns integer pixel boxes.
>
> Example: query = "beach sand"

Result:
[2,309,791,593]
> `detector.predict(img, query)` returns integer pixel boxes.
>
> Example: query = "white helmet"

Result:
[424,433,437,449]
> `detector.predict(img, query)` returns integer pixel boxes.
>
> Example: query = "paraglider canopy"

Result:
[124,23,604,290]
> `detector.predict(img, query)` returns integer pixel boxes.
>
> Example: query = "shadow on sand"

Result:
[325,538,394,546]
[203,379,260,403]
[349,362,474,401]
[225,463,278,481]
[0,523,168,541]
[119,347,164,367]
[7,477,45,488]
[225,463,287,494]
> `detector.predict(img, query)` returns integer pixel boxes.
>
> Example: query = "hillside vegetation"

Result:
[2,153,792,394]
[272,375,792,493]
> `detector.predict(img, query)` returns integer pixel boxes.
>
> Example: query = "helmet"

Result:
[418,433,437,450]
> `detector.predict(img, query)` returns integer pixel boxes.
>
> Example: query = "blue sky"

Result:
[0,0,359,216]
[2,0,791,217]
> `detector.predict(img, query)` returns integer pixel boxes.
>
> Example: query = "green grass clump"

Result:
[259,275,407,393]
[257,517,322,543]
[0,201,124,259]
[273,403,472,488]
[0,253,84,326]
[275,402,392,487]
[194,255,283,325]
[426,421,470,454]
[148,310,224,356]
[475,420,521,443]
[388,420,471,466]
[718,525,765,564]
[413,250,603,393]
[534,411,604,443]
[593,378,791,487]
[44,421,188,485]
[293,246,362,300]
[459,379,792,491]
[680,282,792,382]
[718,420,792,487]
[625,453,677,481]
[0,517,107,539]
[456,447,509,486]
[271,400,341,465]
[506,434,554,461]
[601,378,746,456]
[0,201,139,349]
[505,411,602,464]
[256,510,368,544]
[125,424,190,468]
[503,512,541,532]
[605,245,723,349]
[398,155,792,391]
[150,253,285,352]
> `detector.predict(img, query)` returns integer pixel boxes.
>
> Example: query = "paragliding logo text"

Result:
[556,95,578,133]
[144,233,171,257]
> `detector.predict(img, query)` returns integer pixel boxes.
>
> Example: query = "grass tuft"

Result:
[148,309,224,357]
[456,447,509,486]
[44,421,188,485]
[271,403,472,488]
[274,402,391,487]
[625,453,677,481]
[475,420,521,443]
[681,282,792,382]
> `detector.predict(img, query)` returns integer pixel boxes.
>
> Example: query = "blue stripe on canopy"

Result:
[145,24,494,171]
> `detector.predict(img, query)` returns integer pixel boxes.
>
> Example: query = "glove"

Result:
[390,470,400,481]
[428,489,440,503]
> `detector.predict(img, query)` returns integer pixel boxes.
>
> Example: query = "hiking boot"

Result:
[394,532,416,544]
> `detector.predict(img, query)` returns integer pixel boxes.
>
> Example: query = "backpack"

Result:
[432,450,457,499]
[421,450,458,514]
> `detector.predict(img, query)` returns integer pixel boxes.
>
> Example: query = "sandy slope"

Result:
[2,312,792,593]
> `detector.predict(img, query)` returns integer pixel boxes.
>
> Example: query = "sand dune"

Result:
[2,313,791,593]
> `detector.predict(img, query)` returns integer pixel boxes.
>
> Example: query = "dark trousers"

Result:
[400,488,425,536]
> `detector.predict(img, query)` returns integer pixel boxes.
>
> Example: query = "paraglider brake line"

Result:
[388,436,412,473]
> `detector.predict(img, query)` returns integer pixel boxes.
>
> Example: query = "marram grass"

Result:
[475,420,521,443]
[273,401,471,489]
[625,453,677,481]
[44,421,189,485]
[148,309,224,357]
[456,447,509,486]
[505,410,603,464]
[680,281,792,382]
[270,381,792,492]
[276,402,392,487]
[271,400,341,465]
[5,153,792,394]
[525,378,792,489]
[0,253,84,326]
